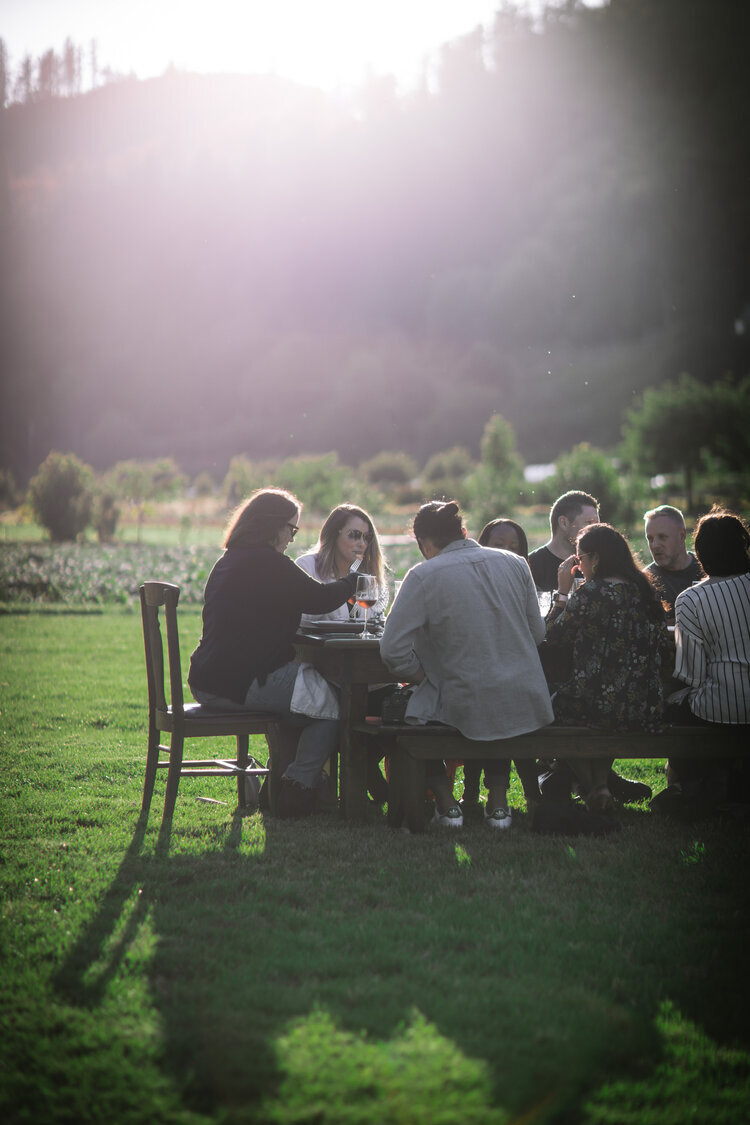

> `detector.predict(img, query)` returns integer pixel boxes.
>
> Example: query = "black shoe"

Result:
[650,785,714,822]
[315,773,339,814]
[531,800,620,837]
[277,778,316,819]
[538,764,574,801]
[608,770,652,803]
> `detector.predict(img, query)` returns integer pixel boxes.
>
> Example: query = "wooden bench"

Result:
[352,721,747,832]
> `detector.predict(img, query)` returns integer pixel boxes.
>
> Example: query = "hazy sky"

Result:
[2,0,510,91]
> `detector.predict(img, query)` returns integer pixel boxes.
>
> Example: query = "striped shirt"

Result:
[674,574,750,724]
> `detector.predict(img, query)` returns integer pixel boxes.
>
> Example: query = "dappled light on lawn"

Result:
[582,1000,750,1124]
[264,1008,509,1125]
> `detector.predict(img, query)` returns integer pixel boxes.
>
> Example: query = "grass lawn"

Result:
[2,610,749,1124]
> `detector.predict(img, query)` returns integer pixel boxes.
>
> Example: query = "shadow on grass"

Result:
[53,804,750,1124]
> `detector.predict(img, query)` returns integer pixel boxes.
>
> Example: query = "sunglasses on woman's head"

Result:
[342,528,372,543]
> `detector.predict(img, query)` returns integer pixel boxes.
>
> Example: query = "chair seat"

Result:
[155,704,281,736]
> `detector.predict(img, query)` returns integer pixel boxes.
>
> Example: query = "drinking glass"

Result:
[355,574,379,638]
[537,590,552,616]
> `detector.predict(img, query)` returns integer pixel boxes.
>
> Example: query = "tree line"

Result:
[0,36,128,108]
[11,381,749,543]
[1,0,748,488]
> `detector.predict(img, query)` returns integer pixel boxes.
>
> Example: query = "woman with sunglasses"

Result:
[188,488,360,817]
[296,504,391,802]
[296,504,389,624]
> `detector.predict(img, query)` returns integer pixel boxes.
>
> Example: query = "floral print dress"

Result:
[544,579,673,732]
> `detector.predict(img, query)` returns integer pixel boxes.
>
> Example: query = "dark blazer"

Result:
[189,543,356,703]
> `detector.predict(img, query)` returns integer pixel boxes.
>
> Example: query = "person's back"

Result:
[673,510,750,726]
[382,537,553,739]
[381,500,553,827]
[675,574,750,723]
[655,509,750,817]
[546,578,671,732]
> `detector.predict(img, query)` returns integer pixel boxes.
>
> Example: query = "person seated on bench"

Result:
[458,517,540,819]
[477,518,529,557]
[544,523,673,814]
[295,503,391,803]
[380,500,553,829]
[188,488,360,818]
[660,508,750,810]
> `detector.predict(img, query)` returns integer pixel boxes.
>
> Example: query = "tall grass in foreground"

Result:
[1,612,749,1124]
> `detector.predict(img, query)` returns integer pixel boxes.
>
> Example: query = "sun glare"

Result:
[6,0,499,92]
[188,1,389,88]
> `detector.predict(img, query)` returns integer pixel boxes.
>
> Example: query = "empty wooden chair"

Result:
[140,580,280,821]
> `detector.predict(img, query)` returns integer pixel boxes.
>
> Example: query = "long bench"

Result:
[352,721,746,832]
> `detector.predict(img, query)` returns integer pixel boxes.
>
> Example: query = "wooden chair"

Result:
[140,581,280,822]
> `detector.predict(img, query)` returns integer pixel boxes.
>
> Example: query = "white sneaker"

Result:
[432,805,463,828]
[484,806,512,830]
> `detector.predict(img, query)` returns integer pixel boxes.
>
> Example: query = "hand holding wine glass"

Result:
[355,574,379,638]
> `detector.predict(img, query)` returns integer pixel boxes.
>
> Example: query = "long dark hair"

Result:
[223,488,300,549]
[413,500,464,550]
[477,518,529,559]
[576,523,665,622]
[313,504,386,585]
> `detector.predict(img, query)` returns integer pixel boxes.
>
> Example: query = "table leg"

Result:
[340,682,369,821]
[266,723,300,815]
[388,746,428,833]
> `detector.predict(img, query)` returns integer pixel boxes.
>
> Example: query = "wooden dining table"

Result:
[294,629,391,821]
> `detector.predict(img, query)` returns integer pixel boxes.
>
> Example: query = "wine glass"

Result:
[537,590,552,616]
[355,574,379,638]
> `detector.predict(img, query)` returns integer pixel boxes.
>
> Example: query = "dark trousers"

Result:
[665,698,749,797]
[462,758,540,802]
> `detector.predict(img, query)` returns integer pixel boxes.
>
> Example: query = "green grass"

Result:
[2,612,749,1124]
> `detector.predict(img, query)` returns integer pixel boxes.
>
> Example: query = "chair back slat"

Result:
[140,582,182,718]
[162,587,186,716]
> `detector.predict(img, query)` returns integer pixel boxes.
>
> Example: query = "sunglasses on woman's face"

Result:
[342,528,372,543]
[286,523,299,538]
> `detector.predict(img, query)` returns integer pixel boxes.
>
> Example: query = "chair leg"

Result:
[388,750,428,834]
[142,725,160,814]
[163,731,184,821]
[266,724,299,815]
[236,733,250,809]
[514,757,542,805]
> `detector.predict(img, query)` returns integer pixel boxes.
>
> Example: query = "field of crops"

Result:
[0,542,219,605]
[0,539,423,606]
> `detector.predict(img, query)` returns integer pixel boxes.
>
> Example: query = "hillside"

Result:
[2,0,748,483]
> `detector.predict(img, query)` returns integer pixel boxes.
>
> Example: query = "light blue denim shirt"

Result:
[380,538,553,740]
